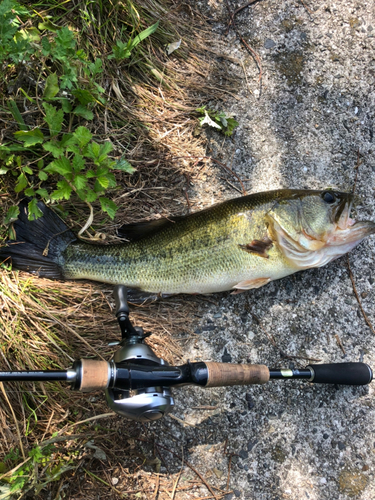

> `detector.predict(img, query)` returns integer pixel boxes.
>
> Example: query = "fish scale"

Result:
[62,192,299,293]
[1,189,374,295]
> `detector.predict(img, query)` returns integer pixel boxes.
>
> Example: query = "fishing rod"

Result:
[0,286,372,422]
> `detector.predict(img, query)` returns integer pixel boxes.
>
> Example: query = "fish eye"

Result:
[322,191,336,204]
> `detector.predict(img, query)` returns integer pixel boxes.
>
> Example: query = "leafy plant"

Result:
[1,441,75,496]
[1,89,135,221]
[108,20,159,61]
[196,106,239,136]
[0,0,141,223]
[0,0,35,64]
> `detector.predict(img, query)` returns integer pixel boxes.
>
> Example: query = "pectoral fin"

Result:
[238,237,273,259]
[231,277,271,294]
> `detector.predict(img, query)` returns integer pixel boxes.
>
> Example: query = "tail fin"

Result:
[0,200,77,279]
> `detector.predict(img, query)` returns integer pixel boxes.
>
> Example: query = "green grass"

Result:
[0,0,164,222]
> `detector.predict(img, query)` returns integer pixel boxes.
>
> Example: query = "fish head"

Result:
[268,190,375,269]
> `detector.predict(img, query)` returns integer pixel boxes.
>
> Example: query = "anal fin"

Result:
[238,237,273,259]
[231,277,271,294]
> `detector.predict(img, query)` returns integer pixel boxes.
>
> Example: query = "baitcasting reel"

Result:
[0,285,373,422]
[104,285,174,421]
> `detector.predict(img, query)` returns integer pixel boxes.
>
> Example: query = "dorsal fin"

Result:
[117,216,185,241]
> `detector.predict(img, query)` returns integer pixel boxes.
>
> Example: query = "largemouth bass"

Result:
[1,190,374,295]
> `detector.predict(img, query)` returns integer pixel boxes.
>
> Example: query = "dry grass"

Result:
[0,269,203,498]
[0,0,237,497]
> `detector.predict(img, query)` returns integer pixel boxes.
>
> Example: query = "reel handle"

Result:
[113,285,141,339]
[114,285,129,316]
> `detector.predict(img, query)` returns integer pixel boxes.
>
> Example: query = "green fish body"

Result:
[2,190,375,295]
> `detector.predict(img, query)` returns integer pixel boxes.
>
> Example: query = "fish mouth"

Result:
[335,195,354,230]
[330,197,375,246]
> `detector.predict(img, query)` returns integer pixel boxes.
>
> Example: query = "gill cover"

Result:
[267,190,353,269]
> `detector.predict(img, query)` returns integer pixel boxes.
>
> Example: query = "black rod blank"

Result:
[0,370,69,382]
[269,368,312,380]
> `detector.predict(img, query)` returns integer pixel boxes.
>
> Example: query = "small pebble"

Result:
[222,348,232,363]
[247,439,257,451]
[264,38,276,48]
[245,393,255,409]
[212,467,224,479]
[202,324,215,331]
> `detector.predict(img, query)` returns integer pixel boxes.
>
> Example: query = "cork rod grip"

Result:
[205,363,270,387]
[78,359,110,392]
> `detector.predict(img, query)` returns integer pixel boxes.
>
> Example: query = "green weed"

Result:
[108,20,159,61]
[196,106,239,137]
[1,440,75,496]
[0,0,161,223]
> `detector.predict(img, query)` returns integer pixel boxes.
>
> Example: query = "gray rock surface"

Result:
[151,1,375,499]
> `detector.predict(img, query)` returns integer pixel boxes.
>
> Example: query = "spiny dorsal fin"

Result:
[117,216,184,241]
